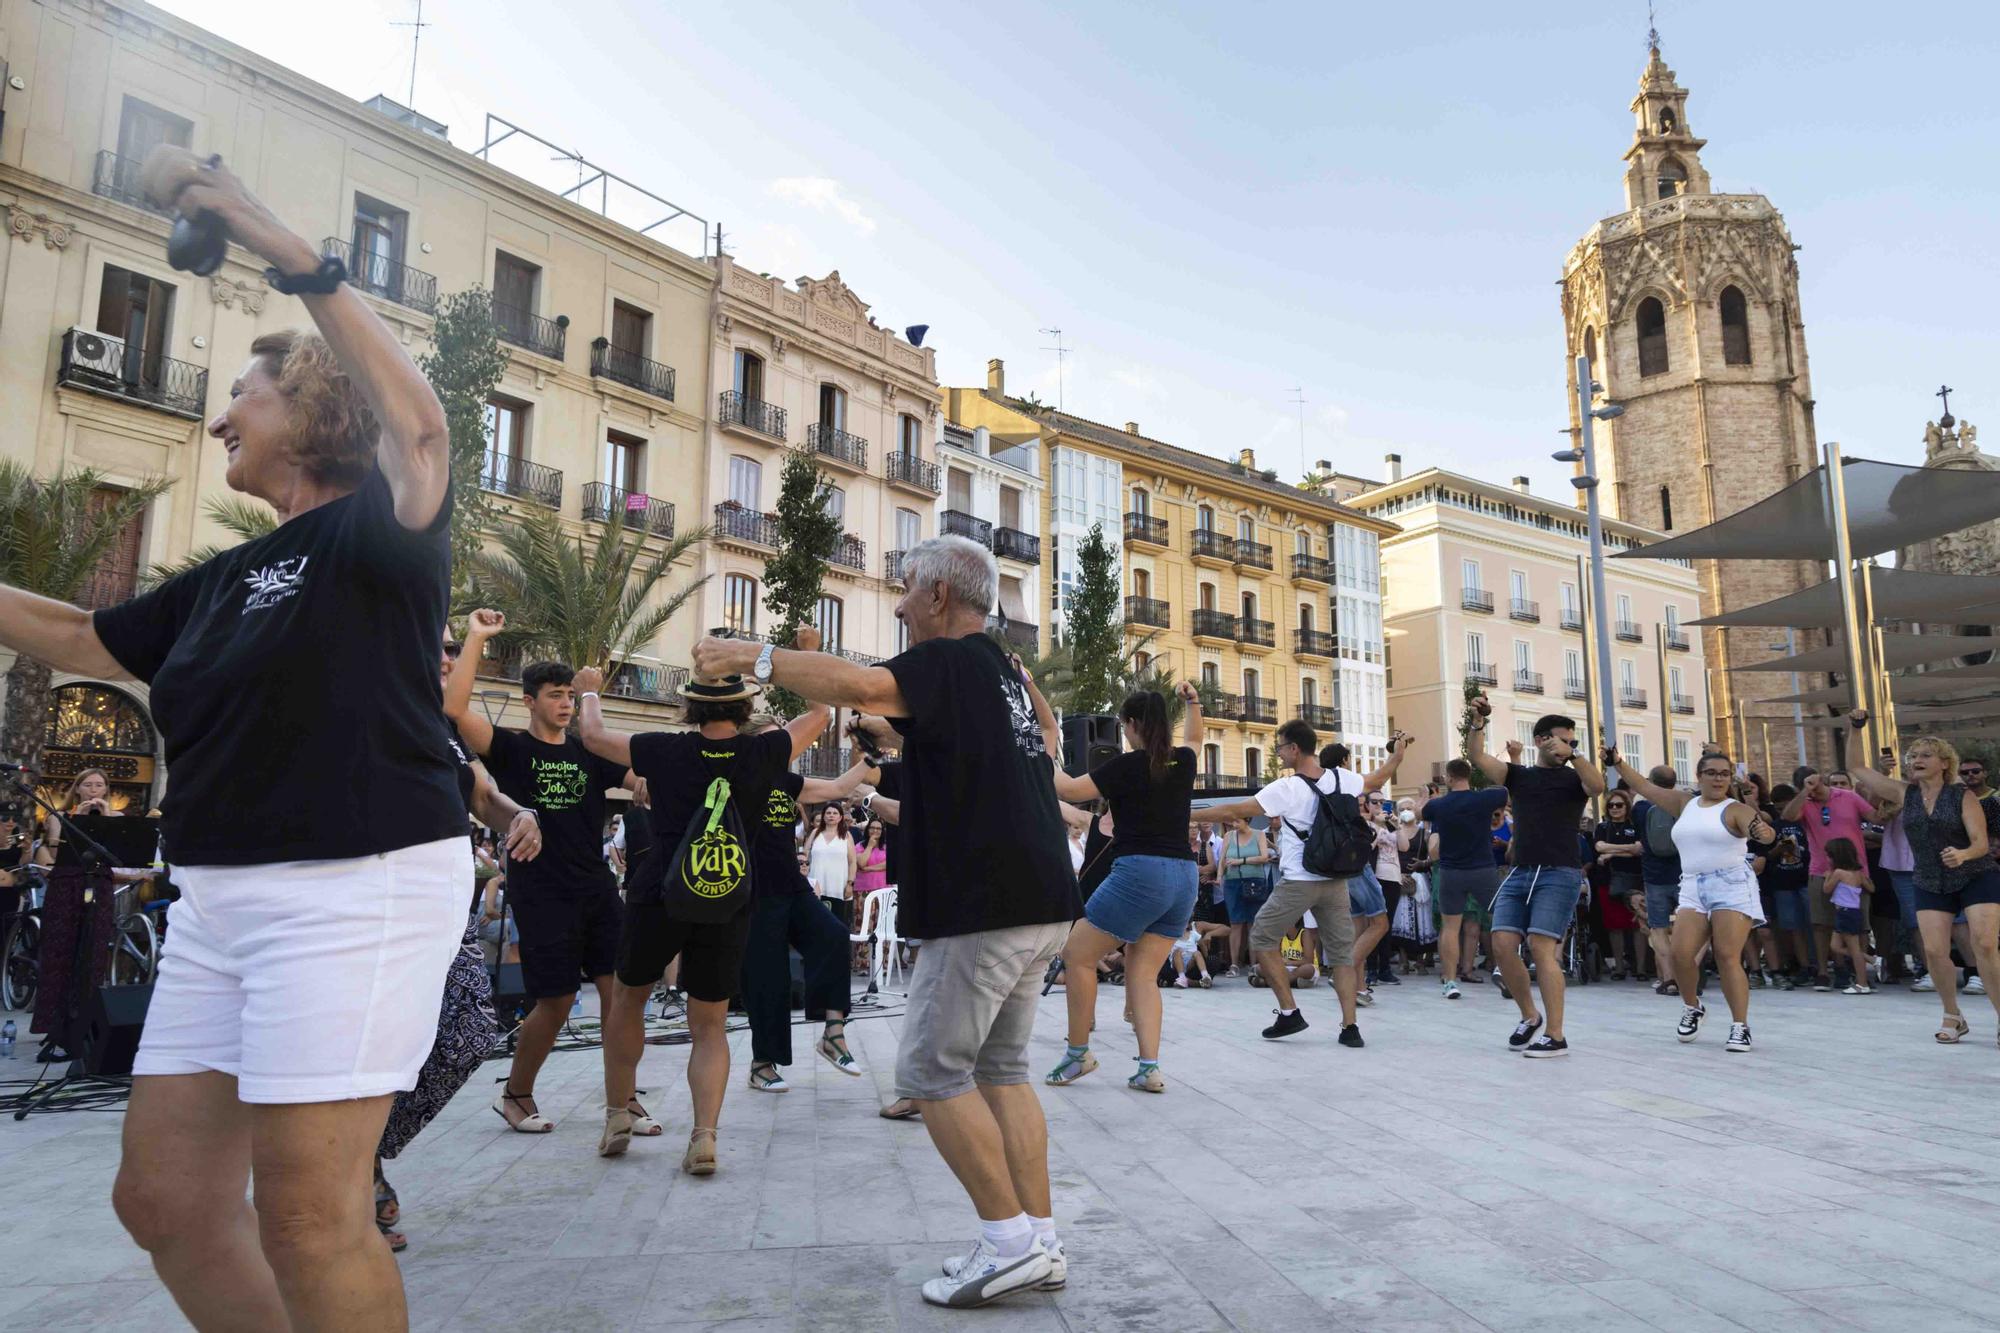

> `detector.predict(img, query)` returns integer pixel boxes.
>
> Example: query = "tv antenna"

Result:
[391,0,431,108]
[1290,386,1307,480]
[1039,327,1068,412]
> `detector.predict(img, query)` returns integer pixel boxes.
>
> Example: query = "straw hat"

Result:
[681,673,762,705]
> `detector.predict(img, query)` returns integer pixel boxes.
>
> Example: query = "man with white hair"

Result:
[693,534,1079,1309]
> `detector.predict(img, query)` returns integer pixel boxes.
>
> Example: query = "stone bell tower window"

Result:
[1719,285,1751,365]
[1636,297,1669,377]
[1657,156,1687,199]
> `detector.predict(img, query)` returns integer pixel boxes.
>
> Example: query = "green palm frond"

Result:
[142,495,279,586]
[0,460,173,601]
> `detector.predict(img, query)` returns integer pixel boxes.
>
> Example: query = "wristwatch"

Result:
[753,642,776,683]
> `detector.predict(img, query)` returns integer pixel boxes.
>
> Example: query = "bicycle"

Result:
[0,868,163,1015]
[1,866,48,1012]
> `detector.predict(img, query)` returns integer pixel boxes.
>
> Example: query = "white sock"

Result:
[980,1213,1034,1259]
[1280,1007,1298,1016]
[1028,1214,1057,1249]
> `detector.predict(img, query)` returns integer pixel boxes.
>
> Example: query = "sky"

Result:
[156,0,2000,497]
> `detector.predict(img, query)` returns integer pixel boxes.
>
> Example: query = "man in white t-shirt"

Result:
[1205,720,1408,1044]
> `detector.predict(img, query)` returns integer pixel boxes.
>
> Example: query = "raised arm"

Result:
[1841,710,1905,808]
[691,637,908,716]
[1177,681,1204,747]
[1780,782,1811,822]
[1603,750,1686,815]
[1363,733,1412,794]
[800,761,871,805]
[1017,657,1065,761]
[1462,699,1509,786]
[1570,749,1607,798]
[445,608,501,756]
[0,589,127,680]
[570,667,630,769]
[784,702,832,763]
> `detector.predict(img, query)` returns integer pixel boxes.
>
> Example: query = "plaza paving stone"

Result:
[3,970,2000,1330]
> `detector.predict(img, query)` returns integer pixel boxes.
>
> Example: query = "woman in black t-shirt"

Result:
[1045,684,1203,1093]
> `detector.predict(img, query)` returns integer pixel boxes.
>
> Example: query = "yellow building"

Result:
[947,361,1398,784]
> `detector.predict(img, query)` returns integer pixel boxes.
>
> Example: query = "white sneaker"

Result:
[1912,974,1936,992]
[945,1238,1065,1291]
[923,1238,1052,1308]
[1355,988,1376,1008]
[1725,1023,1751,1053]
[1969,975,1988,995]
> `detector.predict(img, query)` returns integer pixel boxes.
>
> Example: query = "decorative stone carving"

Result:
[796,270,870,323]
[210,275,268,313]
[715,312,733,334]
[770,335,787,362]
[8,208,73,249]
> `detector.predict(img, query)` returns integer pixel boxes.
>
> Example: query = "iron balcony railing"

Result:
[1301,704,1340,731]
[1671,692,1696,715]
[1238,618,1276,648]
[1194,772,1246,792]
[1123,511,1168,546]
[885,550,908,583]
[886,451,940,492]
[1514,669,1545,694]
[322,237,438,315]
[1666,628,1691,651]
[1241,696,1278,725]
[831,534,867,571]
[1462,587,1495,613]
[1191,609,1238,640]
[942,510,993,547]
[1234,539,1274,571]
[1563,677,1588,700]
[719,390,786,440]
[807,422,869,470]
[837,647,886,667]
[1206,693,1245,721]
[1466,661,1498,687]
[994,527,1041,564]
[1125,595,1171,628]
[712,503,780,547]
[93,151,165,213]
[57,328,207,420]
[606,662,689,704]
[1291,553,1332,583]
[582,482,674,539]
[795,744,851,779]
[1560,607,1584,631]
[590,338,675,402]
[987,617,1037,652]
[494,300,567,360]
[478,451,563,509]
[1620,687,1649,709]
[1615,620,1644,643]
[1294,628,1335,657]
[1191,529,1238,562]
[1509,598,1541,623]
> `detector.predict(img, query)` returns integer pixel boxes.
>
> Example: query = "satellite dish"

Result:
[905,324,929,347]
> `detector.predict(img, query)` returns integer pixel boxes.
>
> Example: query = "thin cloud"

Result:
[766,177,877,236]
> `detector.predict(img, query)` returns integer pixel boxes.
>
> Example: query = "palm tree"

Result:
[144,496,278,585]
[0,462,172,778]
[468,502,708,681]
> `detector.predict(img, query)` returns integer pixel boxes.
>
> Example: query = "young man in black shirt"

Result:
[1465,701,1605,1057]
[693,535,1076,1309]
[447,610,641,1136]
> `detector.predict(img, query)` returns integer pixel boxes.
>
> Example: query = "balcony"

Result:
[1241,696,1278,726]
[1666,627,1691,652]
[942,510,993,548]
[478,451,563,509]
[1615,620,1644,643]
[92,150,165,214]
[1238,618,1276,651]
[494,301,567,360]
[1301,704,1340,732]
[1461,587,1495,614]
[987,616,1038,653]
[712,502,779,548]
[885,550,908,584]
[1563,678,1588,701]
[1514,669,1545,695]
[1466,661,1498,687]
[1191,529,1237,566]
[590,338,675,402]
[1560,607,1584,632]
[1233,539,1274,572]
[581,482,675,539]
[1509,598,1541,623]
[1291,554,1333,585]
[1620,687,1649,709]
[795,744,852,779]
[606,662,689,705]
[1206,692,1245,722]
[807,422,869,472]
[1191,609,1238,643]
[719,390,786,440]
[994,527,1041,564]
[886,451,941,494]
[321,238,438,315]
[57,328,207,420]
[1194,772,1246,792]
[1294,628,1335,657]
[1125,595,1171,629]
[1124,512,1169,548]
[1671,692,1696,715]
[830,534,867,572]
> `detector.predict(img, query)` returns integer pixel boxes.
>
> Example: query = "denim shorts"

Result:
[1770,886,1810,931]
[1348,864,1387,917]
[1083,854,1200,943]
[1491,865,1586,940]
[1676,862,1764,925]
[1911,866,2000,917]
[1641,882,1679,930]
[1832,905,1866,935]
[1223,876,1271,925]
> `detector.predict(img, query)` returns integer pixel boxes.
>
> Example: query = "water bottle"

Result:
[1,1020,15,1059]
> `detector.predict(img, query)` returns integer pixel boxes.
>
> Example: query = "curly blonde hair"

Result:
[249,330,379,487]
[1905,734,1961,778]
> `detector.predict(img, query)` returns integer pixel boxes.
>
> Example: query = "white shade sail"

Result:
[1732,632,1999,674]
[1687,568,2000,629]
[1758,674,2000,706]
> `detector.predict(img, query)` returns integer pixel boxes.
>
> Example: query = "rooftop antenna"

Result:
[1039,327,1068,412]
[1290,387,1307,481]
[391,0,431,108]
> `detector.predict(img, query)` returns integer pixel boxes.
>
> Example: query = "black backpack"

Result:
[1287,773,1374,878]
[664,776,753,923]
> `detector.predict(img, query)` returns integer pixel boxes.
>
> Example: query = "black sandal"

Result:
[375,1172,407,1253]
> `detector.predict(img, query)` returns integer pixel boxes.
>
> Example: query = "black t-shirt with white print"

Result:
[92,466,463,867]
[481,728,625,899]
[884,632,1080,939]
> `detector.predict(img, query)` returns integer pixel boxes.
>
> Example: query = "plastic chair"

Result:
[874,887,905,992]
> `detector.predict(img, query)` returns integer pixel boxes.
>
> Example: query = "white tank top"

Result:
[808,833,850,898]
[1672,797,1746,874]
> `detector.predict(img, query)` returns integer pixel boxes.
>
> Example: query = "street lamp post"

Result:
[1556,356,1623,757]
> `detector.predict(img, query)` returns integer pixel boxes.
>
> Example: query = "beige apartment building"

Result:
[1344,466,1713,791]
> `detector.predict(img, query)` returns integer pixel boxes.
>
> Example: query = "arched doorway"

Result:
[39,683,157,814]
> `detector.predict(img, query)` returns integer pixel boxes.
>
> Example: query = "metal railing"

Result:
[1559,607,1584,631]
[885,550,908,583]
[796,744,852,779]
[712,503,779,546]
[606,662,688,703]
[1294,628,1335,657]
[1670,692,1696,715]
[1666,628,1691,651]
[1233,539,1274,571]
[1461,587,1494,613]
[1195,772,1246,792]
[57,328,207,420]
[1466,661,1498,686]
[718,390,786,440]
[886,451,940,492]
[323,237,438,314]
[942,510,993,547]
[1514,669,1545,694]
[590,339,675,401]
[987,617,1037,652]
[1615,620,1644,643]
[1241,695,1278,725]
[994,527,1041,563]
[582,482,674,538]
[92,151,165,213]
[1509,598,1541,623]
[494,300,567,359]
[478,451,563,509]
[1206,693,1244,721]
[1563,677,1588,700]
[1620,687,1649,708]
[1125,595,1171,628]
[807,422,869,469]
[1191,529,1238,562]
[831,534,867,571]
[1301,704,1340,731]
[1291,553,1332,583]
[1238,617,1276,648]
[1123,511,1168,546]
[1191,609,1238,640]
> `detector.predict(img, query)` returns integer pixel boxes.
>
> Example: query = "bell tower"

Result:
[1559,36,1827,771]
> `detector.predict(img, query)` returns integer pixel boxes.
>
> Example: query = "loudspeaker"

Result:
[1061,713,1121,778]
[79,982,151,1077]
[488,962,528,1024]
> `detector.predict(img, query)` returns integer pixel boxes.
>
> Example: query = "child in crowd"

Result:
[1822,836,1875,995]
[1170,921,1212,988]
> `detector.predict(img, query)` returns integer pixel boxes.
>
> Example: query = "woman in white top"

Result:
[806,804,858,929]
[1606,747,1774,1053]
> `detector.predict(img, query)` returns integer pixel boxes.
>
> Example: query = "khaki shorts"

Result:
[1249,877,1356,966]
[894,920,1069,1102]
[1807,875,1837,927]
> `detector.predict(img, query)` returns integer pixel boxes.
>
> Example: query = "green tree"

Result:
[1063,521,1124,713]
[0,463,172,778]
[417,288,510,604]
[760,448,844,716]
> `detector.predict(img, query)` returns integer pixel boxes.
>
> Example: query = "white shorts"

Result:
[135,837,470,1103]
[1676,861,1764,926]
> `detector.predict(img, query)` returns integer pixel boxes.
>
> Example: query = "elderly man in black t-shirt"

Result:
[694,535,1078,1310]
